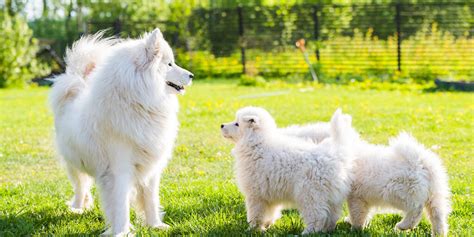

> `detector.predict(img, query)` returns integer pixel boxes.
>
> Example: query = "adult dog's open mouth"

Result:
[166,81,185,92]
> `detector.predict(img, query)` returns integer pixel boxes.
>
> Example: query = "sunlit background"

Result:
[0,0,473,88]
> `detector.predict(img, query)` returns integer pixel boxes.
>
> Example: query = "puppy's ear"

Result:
[243,116,259,127]
[145,28,164,62]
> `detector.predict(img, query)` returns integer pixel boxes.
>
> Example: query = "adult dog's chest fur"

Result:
[97,94,179,162]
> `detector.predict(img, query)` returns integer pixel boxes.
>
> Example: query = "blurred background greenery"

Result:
[0,0,473,88]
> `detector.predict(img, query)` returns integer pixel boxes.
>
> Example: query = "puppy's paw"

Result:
[344,216,351,224]
[395,222,412,231]
[151,222,170,230]
[69,206,85,214]
[301,229,313,235]
[246,226,266,233]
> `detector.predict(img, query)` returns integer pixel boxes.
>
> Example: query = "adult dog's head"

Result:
[129,28,193,95]
[221,107,277,142]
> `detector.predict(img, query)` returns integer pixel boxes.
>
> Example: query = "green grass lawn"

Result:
[0,80,473,236]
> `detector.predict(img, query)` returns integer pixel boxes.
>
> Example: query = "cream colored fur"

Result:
[221,107,355,234]
[50,29,193,236]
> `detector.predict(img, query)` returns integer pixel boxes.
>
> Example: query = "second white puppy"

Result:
[346,132,451,236]
[221,107,355,234]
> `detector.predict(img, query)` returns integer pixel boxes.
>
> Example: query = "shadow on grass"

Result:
[155,193,377,236]
[0,187,432,236]
[0,209,105,236]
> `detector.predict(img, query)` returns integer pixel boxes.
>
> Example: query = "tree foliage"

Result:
[0,13,47,88]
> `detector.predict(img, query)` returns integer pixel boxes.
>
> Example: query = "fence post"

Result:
[312,5,320,61]
[395,4,402,72]
[237,6,246,75]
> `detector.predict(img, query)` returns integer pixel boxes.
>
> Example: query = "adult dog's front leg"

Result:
[98,171,133,235]
[137,174,169,230]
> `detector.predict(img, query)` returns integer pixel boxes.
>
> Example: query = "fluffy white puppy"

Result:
[221,107,356,234]
[346,133,451,236]
[50,29,193,235]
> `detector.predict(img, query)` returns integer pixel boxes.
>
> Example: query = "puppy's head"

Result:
[221,107,277,142]
[138,28,193,94]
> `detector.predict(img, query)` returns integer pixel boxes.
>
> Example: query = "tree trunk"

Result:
[42,0,49,17]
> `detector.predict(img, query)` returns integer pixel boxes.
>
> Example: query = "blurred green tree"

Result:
[0,12,48,87]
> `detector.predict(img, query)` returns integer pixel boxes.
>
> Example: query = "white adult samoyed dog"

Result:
[50,29,193,236]
[345,132,451,236]
[221,107,356,234]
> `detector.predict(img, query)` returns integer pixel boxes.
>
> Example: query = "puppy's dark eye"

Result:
[168,63,172,66]
[235,123,239,127]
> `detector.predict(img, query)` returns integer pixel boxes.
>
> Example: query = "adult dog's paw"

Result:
[66,200,85,214]
[100,227,135,237]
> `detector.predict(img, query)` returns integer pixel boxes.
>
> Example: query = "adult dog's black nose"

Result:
[220,124,224,128]
[189,74,194,79]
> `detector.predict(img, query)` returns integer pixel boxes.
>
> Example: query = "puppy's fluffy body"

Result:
[347,133,451,236]
[50,29,193,235]
[260,115,451,236]
[221,107,355,234]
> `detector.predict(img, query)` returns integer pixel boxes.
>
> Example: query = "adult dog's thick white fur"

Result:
[221,107,355,234]
[346,132,451,236]
[50,29,193,236]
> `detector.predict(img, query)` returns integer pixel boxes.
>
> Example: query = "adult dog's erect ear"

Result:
[145,28,164,61]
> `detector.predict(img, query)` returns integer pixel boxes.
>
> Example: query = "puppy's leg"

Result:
[298,192,330,234]
[245,196,269,231]
[325,202,343,232]
[97,170,133,235]
[426,198,449,236]
[66,165,93,213]
[347,196,370,229]
[396,205,423,231]
[136,173,169,230]
[262,204,282,229]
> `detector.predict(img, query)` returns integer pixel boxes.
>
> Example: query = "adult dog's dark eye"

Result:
[168,63,172,66]
[235,123,239,127]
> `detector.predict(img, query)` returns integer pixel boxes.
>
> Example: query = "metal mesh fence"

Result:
[88,3,474,81]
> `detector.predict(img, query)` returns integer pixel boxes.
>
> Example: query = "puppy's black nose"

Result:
[189,74,194,79]
[220,124,224,129]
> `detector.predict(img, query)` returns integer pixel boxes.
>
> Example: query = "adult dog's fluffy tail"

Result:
[390,133,451,236]
[50,32,116,116]
[329,108,358,146]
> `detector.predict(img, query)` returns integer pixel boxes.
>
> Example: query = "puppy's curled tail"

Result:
[50,31,116,116]
[329,108,357,146]
[390,132,451,236]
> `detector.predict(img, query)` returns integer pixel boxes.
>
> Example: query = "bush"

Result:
[238,75,266,86]
[0,13,48,88]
